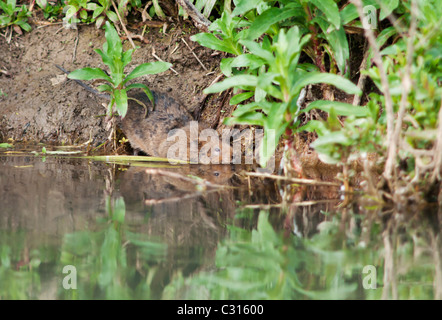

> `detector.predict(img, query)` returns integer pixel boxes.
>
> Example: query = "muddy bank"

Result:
[0,21,225,148]
[0,20,350,184]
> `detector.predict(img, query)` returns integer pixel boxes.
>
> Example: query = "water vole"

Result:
[55,65,232,163]
[120,91,232,164]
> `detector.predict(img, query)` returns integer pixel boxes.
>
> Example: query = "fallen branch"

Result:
[72,28,79,63]
[175,0,211,31]
[242,199,339,210]
[245,171,341,187]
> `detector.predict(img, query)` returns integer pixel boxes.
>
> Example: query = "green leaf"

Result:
[18,21,31,32]
[104,21,122,57]
[36,0,47,9]
[80,9,88,20]
[230,91,254,105]
[86,2,98,11]
[285,27,310,61]
[204,75,258,94]
[191,33,239,55]
[220,57,234,76]
[303,100,369,117]
[340,0,378,25]
[124,61,171,84]
[379,0,399,20]
[95,15,105,28]
[231,0,264,16]
[92,6,104,19]
[245,4,303,40]
[223,111,266,126]
[231,53,266,70]
[125,83,154,105]
[118,0,129,16]
[240,39,274,63]
[312,131,352,147]
[68,67,112,82]
[256,72,283,100]
[114,89,128,118]
[122,49,134,68]
[0,15,11,25]
[265,101,288,131]
[94,48,113,67]
[106,10,118,22]
[98,84,113,92]
[291,72,361,96]
[298,120,328,136]
[64,5,77,19]
[310,0,341,29]
[315,16,349,74]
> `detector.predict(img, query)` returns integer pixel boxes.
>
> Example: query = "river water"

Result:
[0,145,440,300]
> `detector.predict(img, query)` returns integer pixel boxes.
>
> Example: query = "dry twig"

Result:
[152,48,179,74]
[181,38,208,71]
[111,0,136,50]
[245,171,341,187]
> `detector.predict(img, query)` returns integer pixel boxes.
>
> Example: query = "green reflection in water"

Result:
[58,197,167,300]
[0,197,440,300]
[164,209,441,300]
[0,231,42,299]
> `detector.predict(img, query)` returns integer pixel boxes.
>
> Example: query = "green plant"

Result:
[67,21,171,118]
[190,0,378,167]
[36,0,63,21]
[89,0,118,28]
[0,0,32,32]
[63,0,121,28]
[59,196,167,299]
[193,20,361,166]
[301,97,381,165]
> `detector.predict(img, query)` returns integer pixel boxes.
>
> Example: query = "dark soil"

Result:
[0,20,227,151]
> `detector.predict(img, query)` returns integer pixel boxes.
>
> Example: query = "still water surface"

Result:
[0,146,440,299]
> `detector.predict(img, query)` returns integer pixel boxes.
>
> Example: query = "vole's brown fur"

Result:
[120,91,232,164]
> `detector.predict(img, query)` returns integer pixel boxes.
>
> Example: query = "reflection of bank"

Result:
[118,165,237,241]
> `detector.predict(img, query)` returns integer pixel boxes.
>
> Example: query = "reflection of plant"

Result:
[164,208,441,300]
[59,196,167,299]
[0,232,42,299]
[165,210,357,299]
[68,21,171,118]
[0,0,32,32]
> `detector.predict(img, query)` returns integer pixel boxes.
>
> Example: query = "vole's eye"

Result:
[214,172,220,177]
